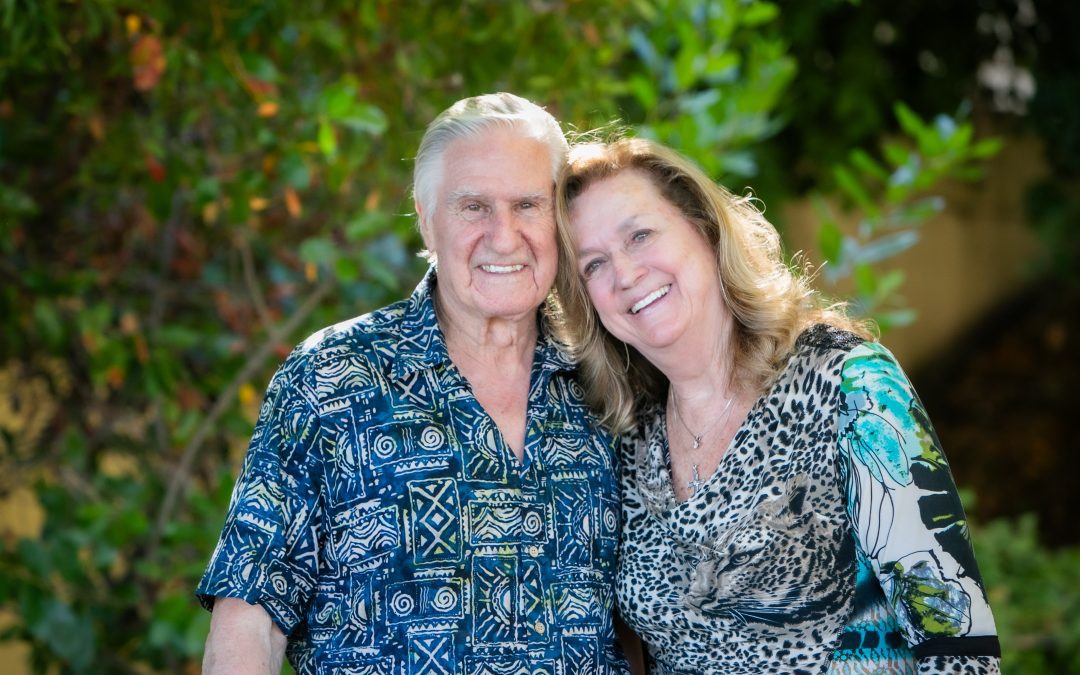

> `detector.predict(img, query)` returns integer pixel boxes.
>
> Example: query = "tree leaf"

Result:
[341,103,387,135]
[317,119,337,158]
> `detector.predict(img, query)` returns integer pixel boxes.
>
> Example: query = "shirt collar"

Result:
[391,267,576,381]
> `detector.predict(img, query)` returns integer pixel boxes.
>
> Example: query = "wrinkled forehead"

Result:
[436,129,556,203]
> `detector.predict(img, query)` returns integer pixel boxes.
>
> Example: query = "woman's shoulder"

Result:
[794,323,867,353]
[782,323,886,387]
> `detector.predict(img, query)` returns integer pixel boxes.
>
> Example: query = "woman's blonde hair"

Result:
[552,137,873,432]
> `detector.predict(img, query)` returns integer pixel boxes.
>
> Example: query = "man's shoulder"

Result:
[304,297,410,349]
[283,296,413,380]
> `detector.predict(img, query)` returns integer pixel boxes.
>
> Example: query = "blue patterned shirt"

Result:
[198,269,629,674]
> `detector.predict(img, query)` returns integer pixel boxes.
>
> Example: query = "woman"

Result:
[553,137,1001,674]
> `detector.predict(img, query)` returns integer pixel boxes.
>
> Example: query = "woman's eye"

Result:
[631,229,652,243]
[582,259,603,278]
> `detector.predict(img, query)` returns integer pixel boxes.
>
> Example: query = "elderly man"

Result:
[197,93,629,674]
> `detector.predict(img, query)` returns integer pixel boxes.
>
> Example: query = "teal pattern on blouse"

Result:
[834,341,998,673]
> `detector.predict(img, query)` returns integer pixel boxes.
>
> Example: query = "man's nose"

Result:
[487,206,524,251]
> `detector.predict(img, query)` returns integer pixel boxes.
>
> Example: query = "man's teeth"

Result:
[481,264,524,273]
[630,285,670,314]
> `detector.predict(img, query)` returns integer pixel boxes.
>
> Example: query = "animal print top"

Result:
[615,326,1001,674]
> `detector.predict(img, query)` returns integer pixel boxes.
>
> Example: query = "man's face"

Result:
[418,126,558,330]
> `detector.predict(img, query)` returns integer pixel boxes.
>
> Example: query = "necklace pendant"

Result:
[687,464,705,494]
[691,436,701,449]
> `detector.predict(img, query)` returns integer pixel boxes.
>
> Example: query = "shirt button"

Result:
[528,545,540,557]
[534,621,545,634]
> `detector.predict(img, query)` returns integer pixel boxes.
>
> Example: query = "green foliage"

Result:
[814,104,1001,331]
[972,513,1080,673]
[617,0,796,180]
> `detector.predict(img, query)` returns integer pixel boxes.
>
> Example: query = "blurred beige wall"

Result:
[783,135,1046,370]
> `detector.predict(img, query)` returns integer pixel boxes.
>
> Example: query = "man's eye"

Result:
[464,203,483,211]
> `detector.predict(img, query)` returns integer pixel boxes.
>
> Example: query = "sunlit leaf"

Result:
[894,102,928,145]
[346,211,390,241]
[970,138,1004,159]
[849,149,889,182]
[874,308,918,331]
[834,165,879,218]
[851,230,920,265]
[818,218,844,266]
[342,103,387,135]
[741,2,779,26]
[318,119,337,157]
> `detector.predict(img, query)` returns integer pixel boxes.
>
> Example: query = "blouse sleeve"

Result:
[196,344,325,636]
[837,341,1001,673]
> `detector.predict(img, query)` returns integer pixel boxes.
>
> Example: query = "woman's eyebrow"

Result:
[576,215,640,259]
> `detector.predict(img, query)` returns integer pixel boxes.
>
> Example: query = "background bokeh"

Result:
[1,1,1077,672]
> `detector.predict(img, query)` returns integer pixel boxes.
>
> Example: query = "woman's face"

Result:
[569,169,726,360]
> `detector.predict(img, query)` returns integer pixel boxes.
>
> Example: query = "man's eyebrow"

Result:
[446,190,484,203]
[519,192,551,204]
[445,190,551,203]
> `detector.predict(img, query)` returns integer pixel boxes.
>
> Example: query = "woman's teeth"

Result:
[630,285,670,314]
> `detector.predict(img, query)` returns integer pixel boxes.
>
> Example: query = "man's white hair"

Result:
[412,92,568,228]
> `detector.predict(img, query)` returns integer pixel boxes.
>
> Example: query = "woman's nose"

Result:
[613,251,644,288]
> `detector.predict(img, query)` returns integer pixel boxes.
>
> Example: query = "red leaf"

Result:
[144,154,166,183]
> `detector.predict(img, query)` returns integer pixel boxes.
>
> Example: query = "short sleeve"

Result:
[837,341,1001,672]
[196,346,324,636]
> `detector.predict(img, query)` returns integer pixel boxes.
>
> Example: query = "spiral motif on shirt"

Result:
[602,505,618,534]
[390,591,415,617]
[523,511,544,537]
[418,425,445,451]
[432,586,457,611]
[373,434,398,460]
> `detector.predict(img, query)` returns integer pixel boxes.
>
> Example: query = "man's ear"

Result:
[415,199,433,250]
